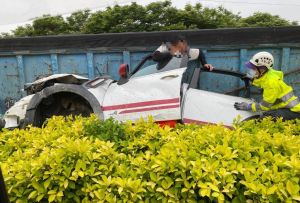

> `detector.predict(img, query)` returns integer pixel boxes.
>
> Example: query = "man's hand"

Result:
[203,64,214,71]
[234,102,251,111]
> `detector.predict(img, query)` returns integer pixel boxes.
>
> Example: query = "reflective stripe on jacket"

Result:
[250,69,300,112]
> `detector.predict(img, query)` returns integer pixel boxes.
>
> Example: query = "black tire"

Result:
[25,84,103,127]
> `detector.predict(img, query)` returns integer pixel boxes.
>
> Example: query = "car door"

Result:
[182,68,257,126]
[102,56,187,122]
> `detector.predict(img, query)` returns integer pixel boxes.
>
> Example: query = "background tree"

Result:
[239,12,298,27]
[143,1,186,31]
[181,4,241,29]
[32,15,69,35]
[66,9,91,33]
[0,32,11,38]
[84,2,147,33]
[12,24,35,37]
[6,0,298,37]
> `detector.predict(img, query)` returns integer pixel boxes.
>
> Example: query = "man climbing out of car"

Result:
[152,35,214,71]
[234,51,300,120]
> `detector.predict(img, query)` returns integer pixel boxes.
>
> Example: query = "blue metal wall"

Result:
[0,46,299,114]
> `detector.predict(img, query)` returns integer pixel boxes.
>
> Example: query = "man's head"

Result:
[245,51,274,79]
[168,35,188,53]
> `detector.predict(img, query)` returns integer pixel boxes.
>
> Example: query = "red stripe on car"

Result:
[183,118,212,125]
[102,98,179,111]
[119,104,180,114]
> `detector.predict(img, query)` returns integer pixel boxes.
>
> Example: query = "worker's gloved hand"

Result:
[234,102,251,111]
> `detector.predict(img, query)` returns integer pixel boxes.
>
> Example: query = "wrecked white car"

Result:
[2,53,257,129]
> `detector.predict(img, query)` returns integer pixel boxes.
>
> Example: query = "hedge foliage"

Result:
[0,115,300,202]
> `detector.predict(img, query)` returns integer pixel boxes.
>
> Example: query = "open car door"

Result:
[182,68,257,126]
[102,55,187,122]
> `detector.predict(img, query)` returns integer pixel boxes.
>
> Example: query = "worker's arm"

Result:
[250,84,279,112]
[152,51,172,62]
[234,83,279,112]
[234,100,272,112]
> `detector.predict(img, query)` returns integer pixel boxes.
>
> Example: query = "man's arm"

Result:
[198,50,207,66]
[152,51,172,62]
[198,50,214,71]
[152,43,172,62]
[189,49,214,71]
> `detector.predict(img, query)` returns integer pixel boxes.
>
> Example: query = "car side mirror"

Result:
[119,64,129,79]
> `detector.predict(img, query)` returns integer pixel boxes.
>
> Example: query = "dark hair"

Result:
[168,35,187,45]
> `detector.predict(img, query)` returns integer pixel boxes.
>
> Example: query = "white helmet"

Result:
[249,51,274,69]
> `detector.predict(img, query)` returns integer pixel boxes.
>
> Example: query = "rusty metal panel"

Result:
[58,54,89,77]
[285,48,300,97]
[23,55,52,82]
[93,52,123,80]
[0,56,21,113]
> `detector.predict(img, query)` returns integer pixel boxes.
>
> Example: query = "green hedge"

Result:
[0,115,300,202]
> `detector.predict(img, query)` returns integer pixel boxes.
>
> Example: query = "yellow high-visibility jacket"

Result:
[251,69,300,112]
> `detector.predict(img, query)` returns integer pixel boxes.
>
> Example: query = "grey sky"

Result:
[1,0,300,33]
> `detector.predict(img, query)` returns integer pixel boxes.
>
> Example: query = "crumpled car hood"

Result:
[24,74,89,94]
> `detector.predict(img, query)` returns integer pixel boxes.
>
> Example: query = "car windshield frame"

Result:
[130,55,187,78]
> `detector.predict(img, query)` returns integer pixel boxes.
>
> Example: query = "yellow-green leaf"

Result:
[36,194,45,202]
[44,178,51,189]
[63,179,68,189]
[78,171,84,178]
[199,188,211,197]
[181,188,189,193]
[28,190,37,199]
[48,190,56,195]
[286,180,299,195]
[292,196,300,201]
[267,185,277,195]
[57,191,64,197]
[48,194,56,203]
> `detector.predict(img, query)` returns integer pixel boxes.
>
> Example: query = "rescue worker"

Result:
[152,35,214,71]
[234,51,300,120]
